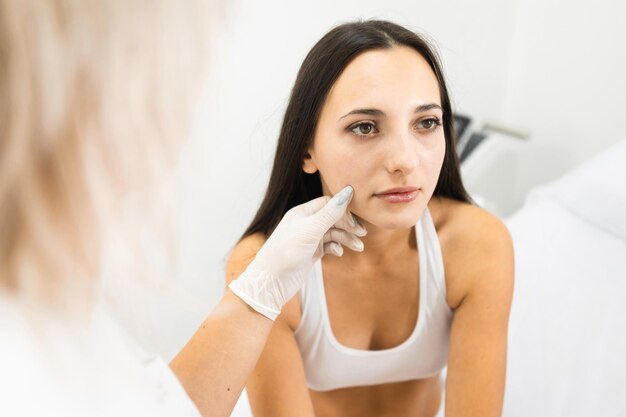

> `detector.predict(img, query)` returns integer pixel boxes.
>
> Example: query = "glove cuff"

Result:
[228,264,284,321]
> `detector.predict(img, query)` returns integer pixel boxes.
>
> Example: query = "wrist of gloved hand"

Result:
[228,260,290,321]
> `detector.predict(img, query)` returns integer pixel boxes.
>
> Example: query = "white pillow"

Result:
[552,139,626,240]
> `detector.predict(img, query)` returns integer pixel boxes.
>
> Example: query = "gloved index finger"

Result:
[332,185,354,206]
[300,195,332,216]
[311,185,354,231]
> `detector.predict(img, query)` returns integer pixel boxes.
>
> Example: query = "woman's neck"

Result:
[339,221,416,268]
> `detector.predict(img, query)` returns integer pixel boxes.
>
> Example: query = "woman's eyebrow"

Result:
[338,108,384,121]
[415,103,442,113]
[338,103,442,121]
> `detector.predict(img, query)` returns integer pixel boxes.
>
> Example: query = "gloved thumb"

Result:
[312,185,354,231]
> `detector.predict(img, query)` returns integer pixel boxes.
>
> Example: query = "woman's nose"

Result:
[384,133,419,175]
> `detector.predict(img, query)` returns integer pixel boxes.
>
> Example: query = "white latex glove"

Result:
[228,185,366,320]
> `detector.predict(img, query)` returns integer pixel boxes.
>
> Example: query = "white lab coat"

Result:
[0,295,201,417]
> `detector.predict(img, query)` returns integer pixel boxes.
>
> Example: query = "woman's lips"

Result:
[374,188,419,203]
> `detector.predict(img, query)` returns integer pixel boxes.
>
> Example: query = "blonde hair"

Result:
[0,0,211,312]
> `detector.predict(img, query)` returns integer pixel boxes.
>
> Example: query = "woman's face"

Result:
[303,46,446,230]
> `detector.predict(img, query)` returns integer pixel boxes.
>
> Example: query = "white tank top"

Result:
[294,207,453,391]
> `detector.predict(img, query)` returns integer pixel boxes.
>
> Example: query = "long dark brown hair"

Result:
[242,20,471,240]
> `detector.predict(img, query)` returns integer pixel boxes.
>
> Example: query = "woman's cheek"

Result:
[318,149,373,212]
[322,163,361,194]
[347,197,369,221]
[346,178,374,216]
[430,148,446,190]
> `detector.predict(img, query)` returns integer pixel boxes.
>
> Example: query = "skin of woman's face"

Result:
[303,46,446,230]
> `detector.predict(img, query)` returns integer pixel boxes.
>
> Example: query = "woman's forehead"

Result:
[324,46,441,116]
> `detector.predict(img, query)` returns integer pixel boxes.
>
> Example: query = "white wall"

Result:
[122,0,626,359]
[501,0,626,192]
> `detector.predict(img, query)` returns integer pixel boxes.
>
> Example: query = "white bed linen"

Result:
[502,139,626,416]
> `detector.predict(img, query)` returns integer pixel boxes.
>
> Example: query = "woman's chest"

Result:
[321,259,420,351]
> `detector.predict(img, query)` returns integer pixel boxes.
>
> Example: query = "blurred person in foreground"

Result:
[0,1,363,416]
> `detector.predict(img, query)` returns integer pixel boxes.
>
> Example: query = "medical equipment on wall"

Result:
[453,115,530,217]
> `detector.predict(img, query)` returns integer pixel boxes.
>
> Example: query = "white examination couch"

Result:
[502,139,626,416]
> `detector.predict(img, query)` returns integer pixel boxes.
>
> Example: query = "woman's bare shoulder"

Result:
[429,196,510,239]
[225,233,267,285]
[428,196,513,309]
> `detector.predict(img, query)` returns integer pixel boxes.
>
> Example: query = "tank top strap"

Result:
[420,207,449,304]
[295,260,321,334]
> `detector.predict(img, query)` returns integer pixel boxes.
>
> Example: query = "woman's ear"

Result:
[302,151,318,174]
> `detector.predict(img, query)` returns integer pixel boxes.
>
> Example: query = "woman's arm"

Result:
[171,234,316,417]
[170,188,360,416]
[170,291,273,417]
[170,233,275,416]
[225,235,316,416]
[246,300,317,417]
[444,210,515,417]
[170,234,273,416]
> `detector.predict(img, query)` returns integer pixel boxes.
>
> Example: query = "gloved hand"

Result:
[228,186,367,320]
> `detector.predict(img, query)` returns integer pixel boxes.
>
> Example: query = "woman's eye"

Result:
[417,117,442,131]
[350,122,378,136]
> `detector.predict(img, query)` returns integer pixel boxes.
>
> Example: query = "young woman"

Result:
[225,21,514,417]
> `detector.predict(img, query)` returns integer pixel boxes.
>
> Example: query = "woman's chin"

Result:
[357,211,423,230]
